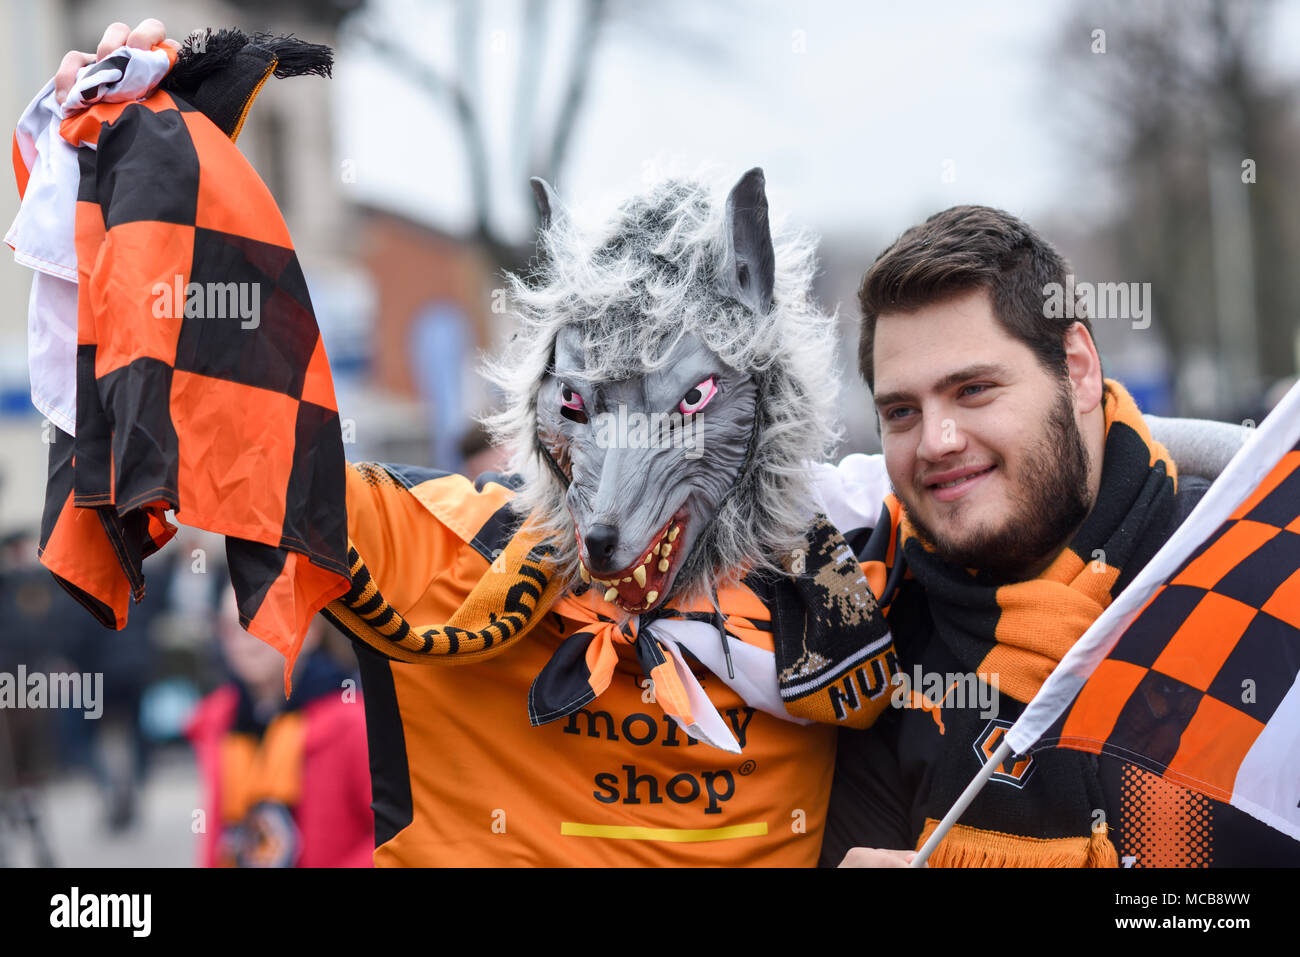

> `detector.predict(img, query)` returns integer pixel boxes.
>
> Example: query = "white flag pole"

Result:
[909,738,1013,867]
[1005,380,1300,757]
[911,382,1300,867]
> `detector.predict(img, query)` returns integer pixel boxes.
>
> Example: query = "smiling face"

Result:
[536,326,758,613]
[872,287,1104,580]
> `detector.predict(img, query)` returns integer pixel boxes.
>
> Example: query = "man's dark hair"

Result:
[857,205,1093,391]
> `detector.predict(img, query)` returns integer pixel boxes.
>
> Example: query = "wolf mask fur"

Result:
[482,168,839,615]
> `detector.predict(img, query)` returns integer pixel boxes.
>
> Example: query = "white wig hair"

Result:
[481,174,842,599]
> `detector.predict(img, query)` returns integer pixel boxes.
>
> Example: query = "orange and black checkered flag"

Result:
[20,35,349,688]
[1002,380,1300,843]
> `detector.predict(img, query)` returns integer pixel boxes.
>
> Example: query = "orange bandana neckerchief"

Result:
[325,502,899,749]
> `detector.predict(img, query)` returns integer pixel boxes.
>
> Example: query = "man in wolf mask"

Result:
[325,169,897,865]
[44,20,1245,867]
[45,19,901,866]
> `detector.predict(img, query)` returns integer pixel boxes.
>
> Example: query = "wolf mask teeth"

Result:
[576,515,687,613]
[479,168,843,612]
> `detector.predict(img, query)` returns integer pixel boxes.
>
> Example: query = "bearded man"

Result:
[40,22,1265,869]
[822,205,1300,867]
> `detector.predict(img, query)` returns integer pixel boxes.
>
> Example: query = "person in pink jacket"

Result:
[185,588,373,867]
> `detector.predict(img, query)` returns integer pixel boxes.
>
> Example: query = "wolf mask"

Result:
[483,168,840,616]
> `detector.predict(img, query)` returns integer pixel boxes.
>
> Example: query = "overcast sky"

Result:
[335,0,1300,248]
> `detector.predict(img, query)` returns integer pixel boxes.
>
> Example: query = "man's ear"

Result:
[1064,321,1104,414]
[721,167,775,314]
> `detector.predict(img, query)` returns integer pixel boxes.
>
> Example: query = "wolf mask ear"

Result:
[530,177,564,230]
[721,167,775,314]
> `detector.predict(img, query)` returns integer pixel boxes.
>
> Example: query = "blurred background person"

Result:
[185,587,372,867]
[55,546,166,833]
[0,527,63,866]
[458,421,512,480]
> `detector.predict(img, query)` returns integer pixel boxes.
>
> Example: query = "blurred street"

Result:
[4,750,198,868]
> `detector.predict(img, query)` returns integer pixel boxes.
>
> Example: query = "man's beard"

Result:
[899,383,1093,583]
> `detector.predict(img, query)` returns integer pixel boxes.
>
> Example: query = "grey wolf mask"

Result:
[482,168,840,615]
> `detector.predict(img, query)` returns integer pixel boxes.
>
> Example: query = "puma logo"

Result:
[891,668,1000,724]
[902,680,959,735]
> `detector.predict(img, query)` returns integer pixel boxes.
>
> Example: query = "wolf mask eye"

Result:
[559,383,587,423]
[560,384,584,410]
[679,376,717,415]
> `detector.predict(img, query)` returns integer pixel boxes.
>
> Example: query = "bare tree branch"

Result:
[351,19,510,258]
[539,0,608,190]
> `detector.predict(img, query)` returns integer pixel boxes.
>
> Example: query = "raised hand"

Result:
[54,18,178,104]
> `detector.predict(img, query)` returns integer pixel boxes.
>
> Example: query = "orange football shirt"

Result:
[337,462,837,866]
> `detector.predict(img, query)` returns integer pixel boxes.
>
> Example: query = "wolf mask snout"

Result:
[583,523,620,574]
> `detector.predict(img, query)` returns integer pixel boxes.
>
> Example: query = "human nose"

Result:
[915,405,966,463]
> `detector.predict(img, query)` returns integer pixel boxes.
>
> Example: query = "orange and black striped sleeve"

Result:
[322,463,520,661]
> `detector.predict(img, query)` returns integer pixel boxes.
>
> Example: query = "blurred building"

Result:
[357,206,499,469]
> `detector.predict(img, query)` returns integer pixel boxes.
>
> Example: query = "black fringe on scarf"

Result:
[164,28,333,86]
[160,28,333,141]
